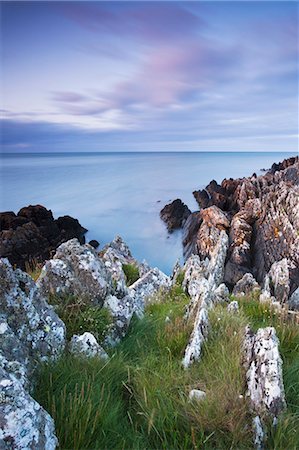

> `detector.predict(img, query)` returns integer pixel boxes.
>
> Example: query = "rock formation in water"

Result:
[161,156,299,305]
[0,205,87,270]
[160,199,191,231]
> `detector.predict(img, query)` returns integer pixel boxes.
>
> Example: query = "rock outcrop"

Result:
[161,156,299,301]
[160,199,191,232]
[70,332,109,360]
[0,205,87,270]
[232,273,260,297]
[0,258,65,448]
[243,326,286,448]
[37,239,112,305]
[182,230,229,368]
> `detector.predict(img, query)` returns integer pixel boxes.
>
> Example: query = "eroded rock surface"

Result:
[0,258,65,448]
[37,239,112,305]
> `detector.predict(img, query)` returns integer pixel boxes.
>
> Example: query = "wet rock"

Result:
[0,205,87,270]
[70,332,108,360]
[37,239,111,305]
[0,367,58,450]
[160,199,191,231]
[189,389,206,402]
[232,273,260,297]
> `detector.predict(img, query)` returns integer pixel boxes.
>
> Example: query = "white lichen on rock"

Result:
[70,332,109,360]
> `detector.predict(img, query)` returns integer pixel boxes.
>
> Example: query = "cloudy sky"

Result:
[1,1,298,152]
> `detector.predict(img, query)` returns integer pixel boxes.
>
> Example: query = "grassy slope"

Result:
[33,287,299,450]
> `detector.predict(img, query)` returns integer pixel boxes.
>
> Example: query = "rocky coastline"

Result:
[0,156,298,449]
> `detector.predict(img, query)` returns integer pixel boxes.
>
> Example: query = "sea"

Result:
[0,151,295,274]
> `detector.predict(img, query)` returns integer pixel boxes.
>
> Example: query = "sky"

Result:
[1,1,298,152]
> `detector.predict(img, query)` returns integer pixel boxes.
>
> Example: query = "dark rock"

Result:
[269,156,298,174]
[89,239,100,249]
[160,199,191,232]
[0,205,87,270]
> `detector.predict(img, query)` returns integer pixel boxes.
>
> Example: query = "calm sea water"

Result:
[0,152,295,274]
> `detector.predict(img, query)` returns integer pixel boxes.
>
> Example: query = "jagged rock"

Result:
[0,259,64,449]
[0,205,87,270]
[259,275,275,304]
[160,199,191,231]
[0,367,58,450]
[268,259,290,304]
[212,283,229,304]
[70,332,108,360]
[102,236,150,290]
[182,231,228,368]
[189,389,206,402]
[103,294,136,346]
[288,287,299,311]
[269,156,298,174]
[129,268,171,317]
[37,239,112,305]
[244,326,286,420]
[171,259,182,285]
[0,259,65,366]
[227,301,239,313]
[182,212,202,259]
[182,308,209,369]
[232,273,260,297]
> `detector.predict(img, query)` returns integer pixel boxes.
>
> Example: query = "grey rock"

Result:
[268,258,290,304]
[227,301,239,313]
[232,273,260,297]
[212,283,229,304]
[70,332,108,360]
[288,287,299,311]
[37,238,111,306]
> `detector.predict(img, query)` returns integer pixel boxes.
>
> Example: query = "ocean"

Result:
[0,151,295,274]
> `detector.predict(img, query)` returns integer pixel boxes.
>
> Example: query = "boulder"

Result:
[232,273,260,297]
[189,389,206,402]
[70,332,108,360]
[160,199,191,231]
[268,259,290,304]
[227,301,239,313]
[0,205,87,270]
[37,239,111,305]
[0,367,58,450]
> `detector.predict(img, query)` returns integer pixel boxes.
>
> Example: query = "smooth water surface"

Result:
[0,152,294,273]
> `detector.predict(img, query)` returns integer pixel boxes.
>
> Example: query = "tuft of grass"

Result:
[122,263,140,286]
[48,294,112,342]
[25,259,43,281]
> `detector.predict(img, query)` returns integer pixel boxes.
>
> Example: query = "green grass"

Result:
[33,290,299,450]
[122,263,140,286]
[48,294,112,342]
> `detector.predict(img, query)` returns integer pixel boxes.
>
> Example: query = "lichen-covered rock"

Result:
[182,308,209,369]
[103,294,136,346]
[0,258,64,449]
[0,259,65,366]
[182,231,228,368]
[252,415,265,450]
[37,239,112,305]
[244,326,286,423]
[212,283,229,304]
[227,301,239,313]
[129,268,171,317]
[0,367,58,449]
[288,287,299,311]
[268,258,290,304]
[232,273,260,297]
[70,332,108,360]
